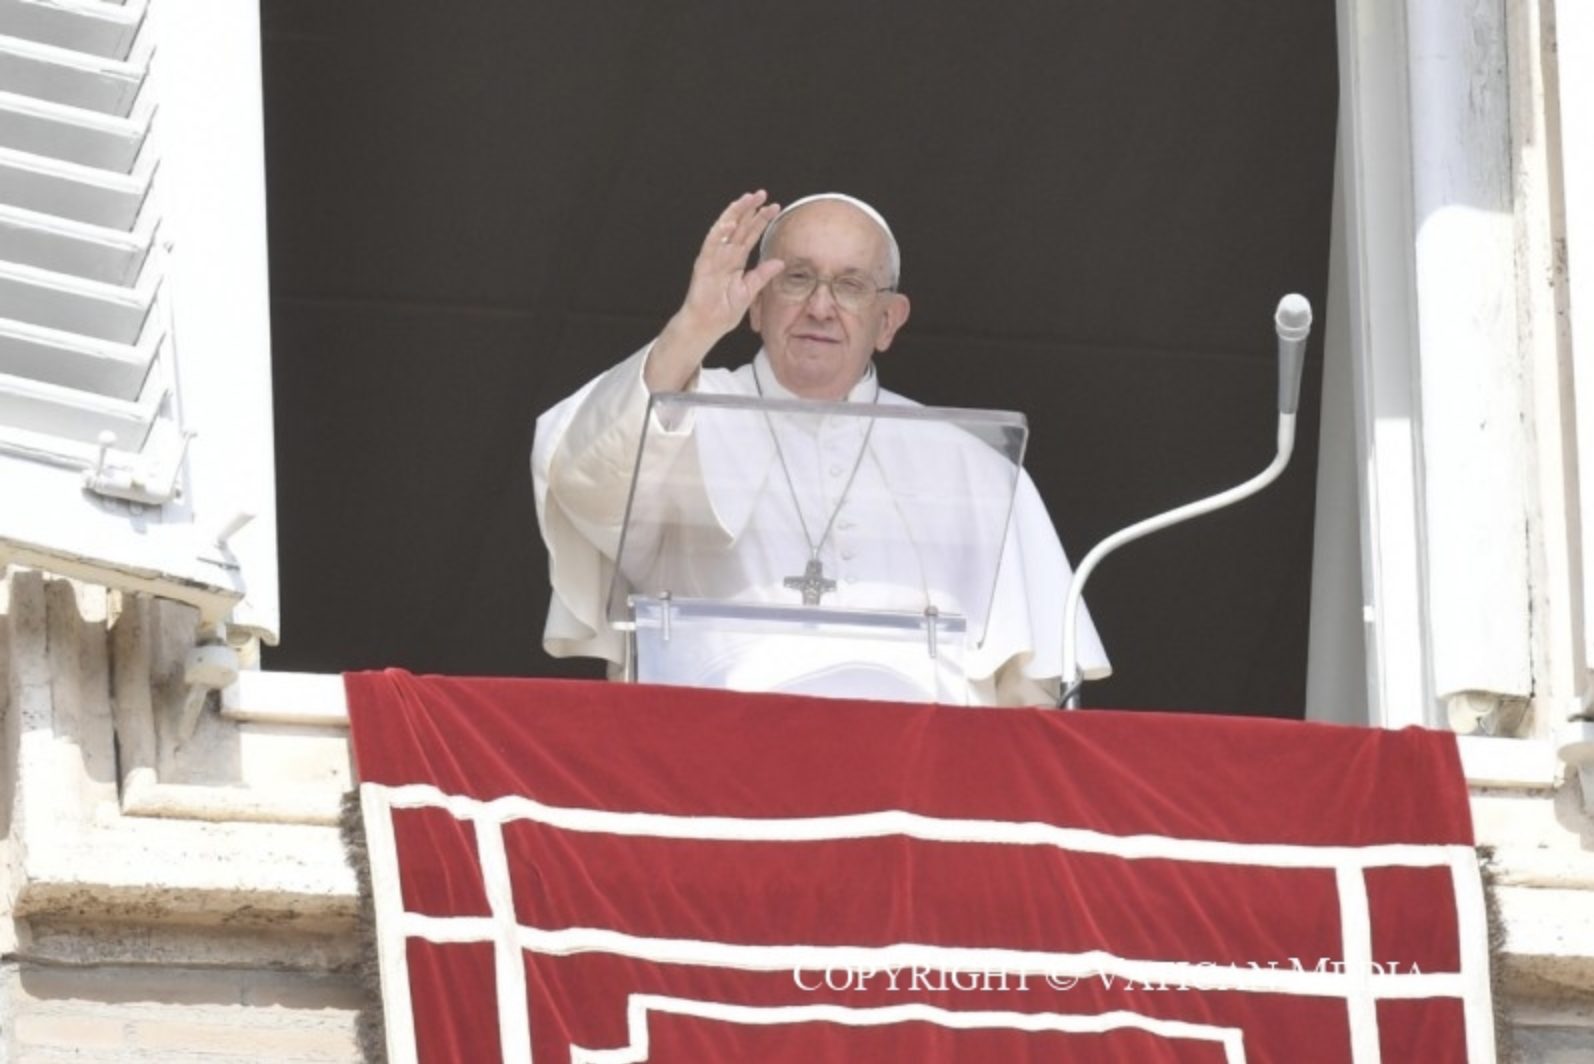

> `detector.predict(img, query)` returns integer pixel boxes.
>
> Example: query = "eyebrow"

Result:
[781,259,878,279]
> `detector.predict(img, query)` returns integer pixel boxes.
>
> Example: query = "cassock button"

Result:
[828,465,843,477]
[841,548,856,561]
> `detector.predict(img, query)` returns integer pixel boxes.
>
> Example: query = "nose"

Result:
[803,280,838,318]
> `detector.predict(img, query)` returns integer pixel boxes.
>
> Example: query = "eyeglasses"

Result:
[768,268,894,313]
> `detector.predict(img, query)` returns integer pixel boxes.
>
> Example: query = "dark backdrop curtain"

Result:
[261,1,1339,715]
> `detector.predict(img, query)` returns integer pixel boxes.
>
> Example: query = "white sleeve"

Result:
[531,343,692,665]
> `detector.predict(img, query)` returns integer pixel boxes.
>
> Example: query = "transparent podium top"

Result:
[606,390,1028,647]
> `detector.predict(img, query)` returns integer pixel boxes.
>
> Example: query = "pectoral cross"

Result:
[784,557,837,606]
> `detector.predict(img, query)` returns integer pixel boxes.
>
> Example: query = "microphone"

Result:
[1059,292,1314,708]
[1274,294,1312,415]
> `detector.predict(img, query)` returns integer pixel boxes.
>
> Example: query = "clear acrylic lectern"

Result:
[607,391,1027,704]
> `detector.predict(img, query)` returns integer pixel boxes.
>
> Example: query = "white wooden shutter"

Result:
[1560,0,1594,683]
[0,0,278,642]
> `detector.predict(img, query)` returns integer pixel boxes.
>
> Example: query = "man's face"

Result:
[750,201,910,400]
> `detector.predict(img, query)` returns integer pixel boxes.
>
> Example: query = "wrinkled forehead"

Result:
[760,194,901,282]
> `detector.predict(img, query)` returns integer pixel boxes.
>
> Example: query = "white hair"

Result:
[757,192,901,287]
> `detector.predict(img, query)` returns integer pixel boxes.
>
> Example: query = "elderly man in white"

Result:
[532,190,1108,705]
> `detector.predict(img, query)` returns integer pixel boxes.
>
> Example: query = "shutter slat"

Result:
[0,0,145,63]
[0,364,159,447]
[0,315,153,399]
[0,32,145,116]
[0,200,148,282]
[0,87,146,170]
[0,258,152,341]
[0,144,146,227]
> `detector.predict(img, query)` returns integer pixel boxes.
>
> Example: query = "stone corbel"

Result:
[111,593,346,826]
[1558,719,1594,819]
[1447,690,1532,737]
[176,639,240,742]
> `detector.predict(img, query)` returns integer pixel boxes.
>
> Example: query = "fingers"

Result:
[700,191,761,254]
[742,256,786,299]
[700,190,780,260]
[677,191,785,339]
[730,200,781,251]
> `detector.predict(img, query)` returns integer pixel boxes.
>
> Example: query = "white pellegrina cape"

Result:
[531,345,1110,706]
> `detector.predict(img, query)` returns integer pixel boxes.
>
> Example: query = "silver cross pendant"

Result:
[783,557,837,606]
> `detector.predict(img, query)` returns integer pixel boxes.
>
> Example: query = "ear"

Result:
[873,293,911,352]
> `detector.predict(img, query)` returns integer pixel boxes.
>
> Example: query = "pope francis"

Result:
[531,190,1108,705]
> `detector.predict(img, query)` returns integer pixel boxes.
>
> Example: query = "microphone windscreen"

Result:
[1275,293,1313,340]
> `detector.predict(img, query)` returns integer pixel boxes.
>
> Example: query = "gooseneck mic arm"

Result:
[1059,294,1313,708]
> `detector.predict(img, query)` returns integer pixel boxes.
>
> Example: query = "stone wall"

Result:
[0,963,362,1063]
[0,568,364,1062]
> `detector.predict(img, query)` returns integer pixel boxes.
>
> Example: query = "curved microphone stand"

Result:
[1059,294,1313,708]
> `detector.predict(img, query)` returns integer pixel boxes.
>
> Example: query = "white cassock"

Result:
[531,344,1110,706]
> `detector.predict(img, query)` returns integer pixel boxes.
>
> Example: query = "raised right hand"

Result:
[645,191,786,391]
